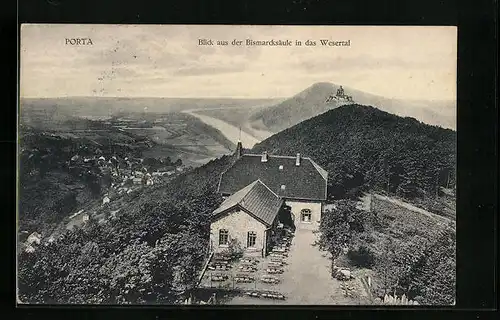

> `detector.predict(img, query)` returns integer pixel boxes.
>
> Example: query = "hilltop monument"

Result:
[326,85,353,103]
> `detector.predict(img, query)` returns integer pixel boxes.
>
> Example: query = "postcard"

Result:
[18,24,457,305]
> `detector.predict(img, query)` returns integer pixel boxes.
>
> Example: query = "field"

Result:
[119,112,236,166]
[19,96,286,167]
[20,97,280,123]
[20,100,239,167]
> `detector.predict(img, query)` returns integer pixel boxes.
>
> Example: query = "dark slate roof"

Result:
[213,180,283,227]
[218,154,328,201]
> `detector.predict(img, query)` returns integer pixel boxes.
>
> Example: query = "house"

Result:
[132,177,143,185]
[134,171,144,177]
[103,196,111,205]
[24,244,36,253]
[210,179,284,257]
[210,141,328,257]
[27,232,42,245]
[217,142,328,231]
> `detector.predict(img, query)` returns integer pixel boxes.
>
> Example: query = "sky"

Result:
[20,25,457,100]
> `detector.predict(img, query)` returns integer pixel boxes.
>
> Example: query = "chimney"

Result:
[295,153,301,166]
[278,184,286,197]
[235,141,243,159]
[261,151,268,163]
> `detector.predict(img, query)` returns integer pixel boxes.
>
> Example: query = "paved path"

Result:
[370,193,454,226]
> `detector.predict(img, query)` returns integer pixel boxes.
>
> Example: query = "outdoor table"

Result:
[235,276,254,283]
[239,266,257,272]
[211,275,228,282]
[266,268,284,274]
[261,277,280,284]
[241,258,258,265]
[240,262,257,267]
[261,291,286,300]
[214,265,230,271]
[245,292,260,297]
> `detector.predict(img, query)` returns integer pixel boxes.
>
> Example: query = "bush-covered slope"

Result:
[319,198,455,305]
[252,104,456,203]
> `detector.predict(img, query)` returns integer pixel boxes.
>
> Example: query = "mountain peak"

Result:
[294,82,337,100]
[309,82,335,90]
[250,82,456,133]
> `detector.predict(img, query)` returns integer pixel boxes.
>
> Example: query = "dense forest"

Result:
[18,152,234,303]
[252,104,456,215]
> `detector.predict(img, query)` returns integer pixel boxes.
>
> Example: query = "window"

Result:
[219,229,229,245]
[247,231,256,247]
[301,209,312,223]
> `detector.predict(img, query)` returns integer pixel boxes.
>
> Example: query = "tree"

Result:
[17,152,237,304]
[405,226,456,305]
[319,200,366,261]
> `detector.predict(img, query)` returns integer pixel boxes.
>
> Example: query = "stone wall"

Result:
[285,200,322,230]
[210,207,268,256]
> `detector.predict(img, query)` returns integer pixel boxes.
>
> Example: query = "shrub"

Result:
[347,245,376,268]
[221,238,243,261]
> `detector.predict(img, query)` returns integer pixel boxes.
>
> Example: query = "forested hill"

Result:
[252,104,456,204]
[249,82,456,133]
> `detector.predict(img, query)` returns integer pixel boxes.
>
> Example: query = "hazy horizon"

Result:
[21,25,457,101]
[19,92,456,103]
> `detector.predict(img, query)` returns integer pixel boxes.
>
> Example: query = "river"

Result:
[183,110,261,148]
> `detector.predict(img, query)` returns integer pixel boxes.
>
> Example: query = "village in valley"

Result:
[19,118,187,254]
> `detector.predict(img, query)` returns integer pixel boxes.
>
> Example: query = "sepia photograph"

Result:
[17,24,457,305]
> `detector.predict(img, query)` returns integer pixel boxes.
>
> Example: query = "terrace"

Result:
[198,226,366,305]
[198,229,294,302]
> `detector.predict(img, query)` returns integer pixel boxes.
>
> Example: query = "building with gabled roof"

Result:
[210,141,329,257]
[210,179,284,257]
[218,151,327,201]
[213,179,283,226]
